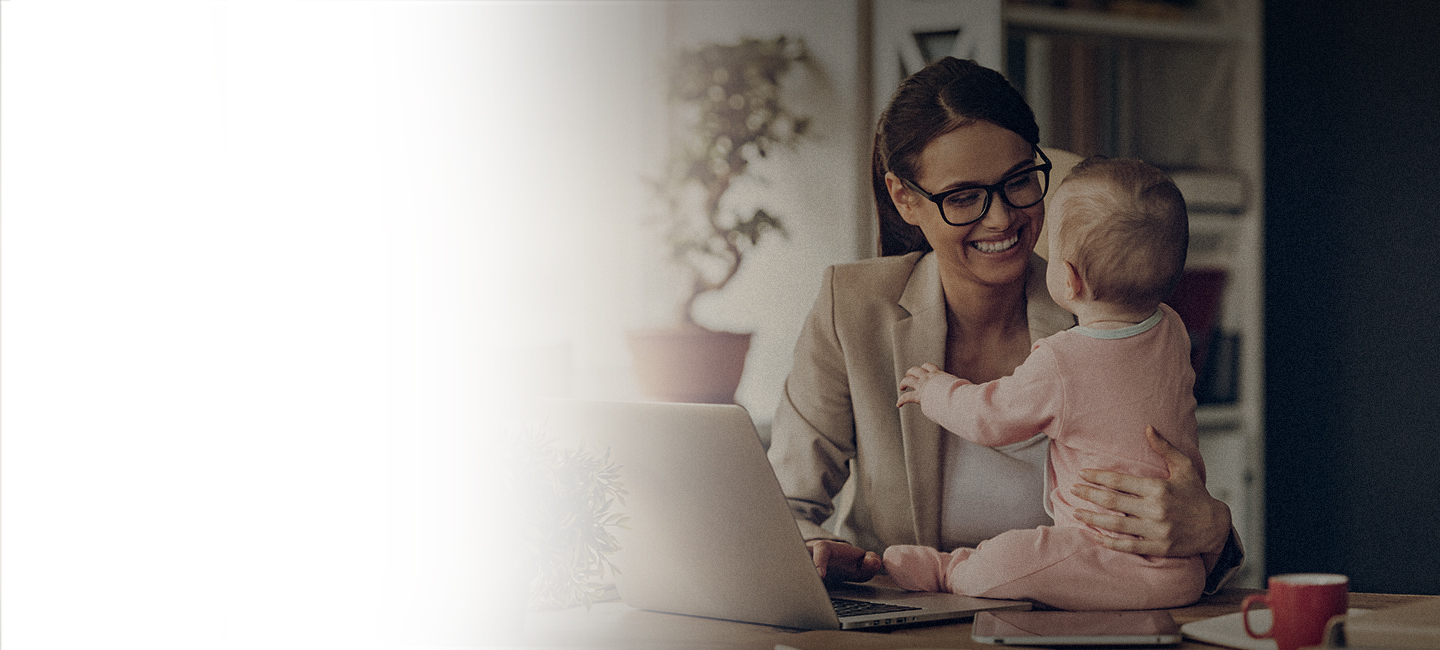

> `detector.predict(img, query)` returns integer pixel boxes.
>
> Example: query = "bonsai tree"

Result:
[659,35,812,326]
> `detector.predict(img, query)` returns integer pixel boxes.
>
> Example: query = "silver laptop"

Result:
[544,399,1031,630]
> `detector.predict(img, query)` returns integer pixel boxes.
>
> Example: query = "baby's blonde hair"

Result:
[1053,157,1188,313]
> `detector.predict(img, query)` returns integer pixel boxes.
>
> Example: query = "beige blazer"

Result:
[767,251,1075,553]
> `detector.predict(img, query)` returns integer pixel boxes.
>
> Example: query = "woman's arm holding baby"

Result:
[1071,426,1237,571]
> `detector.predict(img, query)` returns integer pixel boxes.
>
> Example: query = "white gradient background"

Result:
[2,2,656,648]
[3,1,865,648]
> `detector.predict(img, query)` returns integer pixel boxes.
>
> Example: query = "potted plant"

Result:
[628,35,812,404]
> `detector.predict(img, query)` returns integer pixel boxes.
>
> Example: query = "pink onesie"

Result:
[883,304,1207,610]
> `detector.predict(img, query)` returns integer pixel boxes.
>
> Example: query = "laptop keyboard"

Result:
[830,597,922,618]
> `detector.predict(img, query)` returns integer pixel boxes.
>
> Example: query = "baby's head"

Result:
[1046,156,1188,315]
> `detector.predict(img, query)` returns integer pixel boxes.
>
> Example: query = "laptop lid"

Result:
[543,399,1029,630]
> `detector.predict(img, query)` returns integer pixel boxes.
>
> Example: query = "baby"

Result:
[886,156,1207,610]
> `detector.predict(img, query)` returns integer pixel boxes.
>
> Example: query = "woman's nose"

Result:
[977,196,1017,229]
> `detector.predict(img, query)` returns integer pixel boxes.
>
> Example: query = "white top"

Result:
[939,432,1051,550]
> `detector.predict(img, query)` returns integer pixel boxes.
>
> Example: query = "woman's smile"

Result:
[970,228,1023,254]
[895,121,1044,289]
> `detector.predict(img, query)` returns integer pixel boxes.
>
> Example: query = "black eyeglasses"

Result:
[901,148,1053,227]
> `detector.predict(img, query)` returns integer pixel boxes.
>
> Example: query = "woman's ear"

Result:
[1063,260,1085,301]
[884,172,923,226]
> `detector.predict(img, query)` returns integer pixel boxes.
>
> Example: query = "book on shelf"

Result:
[1025,34,1114,158]
[1167,267,1237,403]
[1194,330,1238,404]
[1186,212,1239,267]
[1004,0,1198,18]
[1008,25,1245,172]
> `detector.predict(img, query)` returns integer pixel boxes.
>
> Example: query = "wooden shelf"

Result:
[1003,5,1240,43]
[1196,403,1242,432]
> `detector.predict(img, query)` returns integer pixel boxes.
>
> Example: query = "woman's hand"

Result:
[806,539,882,583]
[1070,426,1232,558]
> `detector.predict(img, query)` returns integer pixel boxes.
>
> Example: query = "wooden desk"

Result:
[522,589,1438,650]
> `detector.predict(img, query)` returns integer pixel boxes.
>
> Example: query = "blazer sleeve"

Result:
[766,265,858,542]
[915,344,1064,447]
[1205,529,1246,594]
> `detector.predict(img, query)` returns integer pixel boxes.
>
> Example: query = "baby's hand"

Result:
[897,362,944,407]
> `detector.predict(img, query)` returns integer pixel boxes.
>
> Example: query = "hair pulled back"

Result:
[873,58,1040,256]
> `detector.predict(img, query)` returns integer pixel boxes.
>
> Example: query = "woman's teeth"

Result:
[972,233,1019,253]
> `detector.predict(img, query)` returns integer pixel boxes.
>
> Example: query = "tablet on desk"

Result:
[972,610,1182,645]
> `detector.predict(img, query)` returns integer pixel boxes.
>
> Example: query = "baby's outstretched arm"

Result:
[897,362,948,407]
[901,347,1060,448]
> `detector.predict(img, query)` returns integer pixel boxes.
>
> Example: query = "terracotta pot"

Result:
[626,326,752,404]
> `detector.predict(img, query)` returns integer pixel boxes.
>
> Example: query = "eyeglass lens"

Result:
[943,168,1047,225]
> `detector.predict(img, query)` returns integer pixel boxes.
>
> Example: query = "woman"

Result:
[765,57,1241,590]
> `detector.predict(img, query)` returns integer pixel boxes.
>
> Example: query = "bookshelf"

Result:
[1003,0,1266,587]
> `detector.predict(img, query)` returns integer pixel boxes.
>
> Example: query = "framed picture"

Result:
[872,0,1003,117]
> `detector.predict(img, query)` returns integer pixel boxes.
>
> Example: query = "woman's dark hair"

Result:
[873,58,1040,256]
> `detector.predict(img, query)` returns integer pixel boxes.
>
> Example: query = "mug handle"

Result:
[1321,613,1350,647]
[1241,593,1272,639]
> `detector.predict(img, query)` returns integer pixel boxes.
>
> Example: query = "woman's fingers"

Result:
[1076,427,1199,495]
[852,550,883,582]
[1072,508,1177,556]
[1082,529,1165,556]
[806,540,881,583]
[1077,467,1159,497]
[1074,427,1198,521]
[1146,425,1201,482]
[1073,426,1231,558]
[808,540,834,579]
[1070,476,1160,519]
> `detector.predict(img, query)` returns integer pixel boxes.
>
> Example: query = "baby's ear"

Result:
[1063,260,1085,301]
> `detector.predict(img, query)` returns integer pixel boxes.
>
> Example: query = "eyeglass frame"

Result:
[899,147,1053,227]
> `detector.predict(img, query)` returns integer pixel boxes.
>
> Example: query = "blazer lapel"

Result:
[893,253,947,548]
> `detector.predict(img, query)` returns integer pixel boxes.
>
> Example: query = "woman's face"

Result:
[888,121,1044,290]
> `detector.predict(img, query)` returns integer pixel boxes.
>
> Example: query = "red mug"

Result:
[1242,573,1349,650]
